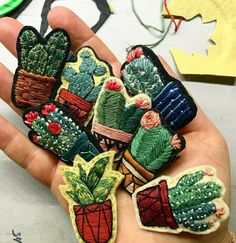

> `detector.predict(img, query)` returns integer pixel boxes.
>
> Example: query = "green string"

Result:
[130,0,173,49]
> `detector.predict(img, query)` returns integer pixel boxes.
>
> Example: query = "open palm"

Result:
[0,7,231,243]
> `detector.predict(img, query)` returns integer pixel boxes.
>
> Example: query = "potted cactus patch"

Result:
[92,77,152,160]
[60,151,124,243]
[57,46,112,125]
[12,26,70,109]
[118,110,185,194]
[121,45,197,130]
[23,100,101,164]
[133,166,229,234]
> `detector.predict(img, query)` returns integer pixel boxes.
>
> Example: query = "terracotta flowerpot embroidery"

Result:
[92,77,151,161]
[118,110,185,194]
[133,166,229,234]
[12,26,70,109]
[60,151,124,243]
[23,100,101,164]
[57,46,112,125]
[121,45,197,130]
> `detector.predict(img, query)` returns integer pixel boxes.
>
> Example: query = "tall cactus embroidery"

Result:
[12,26,70,109]
[121,45,197,130]
[118,110,185,194]
[133,166,229,234]
[92,77,152,160]
[23,101,100,164]
[57,46,112,125]
[60,151,124,243]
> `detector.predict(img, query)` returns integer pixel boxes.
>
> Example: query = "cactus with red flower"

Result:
[23,101,100,164]
[92,77,151,159]
[60,151,124,243]
[133,166,229,234]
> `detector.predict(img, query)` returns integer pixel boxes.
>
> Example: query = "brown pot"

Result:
[58,88,93,124]
[118,150,155,194]
[73,199,113,243]
[13,69,56,108]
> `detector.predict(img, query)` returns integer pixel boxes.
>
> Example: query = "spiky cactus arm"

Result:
[130,126,173,173]
[96,88,125,129]
[122,57,164,99]
[23,101,100,163]
[168,170,223,232]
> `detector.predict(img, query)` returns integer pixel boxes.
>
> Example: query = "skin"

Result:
[0,6,231,243]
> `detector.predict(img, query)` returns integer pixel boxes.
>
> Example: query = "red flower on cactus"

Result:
[25,111,39,125]
[33,135,39,144]
[135,98,150,109]
[105,80,121,92]
[48,122,62,135]
[141,111,161,129]
[42,103,57,116]
[126,47,144,62]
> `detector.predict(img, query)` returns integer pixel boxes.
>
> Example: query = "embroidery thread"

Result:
[133,166,229,234]
[60,151,124,243]
[57,46,112,125]
[121,45,197,130]
[92,77,151,160]
[12,26,70,109]
[118,110,185,194]
[23,101,101,164]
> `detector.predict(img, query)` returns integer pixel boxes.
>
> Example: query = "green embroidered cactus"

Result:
[118,110,185,194]
[133,166,229,234]
[122,47,164,99]
[23,101,99,164]
[57,47,112,125]
[12,26,70,109]
[93,77,151,159]
[60,152,124,243]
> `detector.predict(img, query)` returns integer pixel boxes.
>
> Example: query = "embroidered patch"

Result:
[59,151,124,243]
[57,46,112,125]
[118,110,185,194]
[11,26,71,109]
[23,100,101,164]
[132,165,229,234]
[92,77,152,160]
[121,45,197,130]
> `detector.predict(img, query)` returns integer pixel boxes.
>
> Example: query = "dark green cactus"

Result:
[19,28,70,77]
[169,170,222,232]
[123,57,164,99]
[96,78,151,133]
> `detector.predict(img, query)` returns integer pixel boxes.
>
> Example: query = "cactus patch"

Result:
[92,77,152,160]
[12,26,70,109]
[60,151,124,243]
[23,101,101,164]
[57,46,112,125]
[133,166,229,234]
[121,45,197,130]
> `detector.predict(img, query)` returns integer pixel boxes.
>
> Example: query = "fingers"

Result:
[0,115,59,187]
[0,63,22,114]
[0,17,23,57]
[47,6,121,76]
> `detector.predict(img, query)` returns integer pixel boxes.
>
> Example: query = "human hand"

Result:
[0,6,231,243]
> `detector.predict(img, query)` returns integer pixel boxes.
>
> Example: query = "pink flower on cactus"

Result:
[48,122,62,135]
[141,111,161,129]
[25,111,39,125]
[42,103,57,116]
[33,135,39,144]
[105,80,121,92]
[126,47,143,62]
[135,98,150,109]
